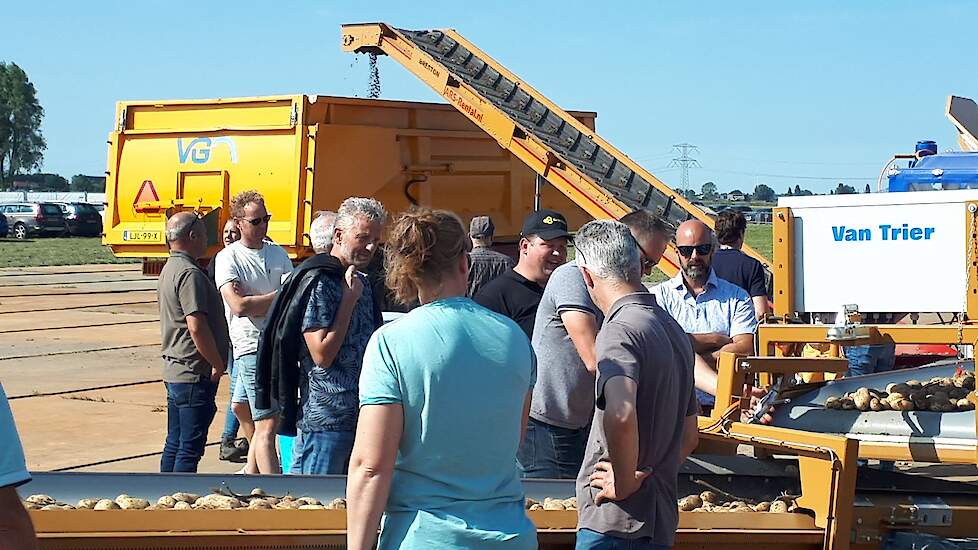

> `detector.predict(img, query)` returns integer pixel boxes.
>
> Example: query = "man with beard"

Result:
[475,209,569,338]
[293,198,386,474]
[652,220,758,414]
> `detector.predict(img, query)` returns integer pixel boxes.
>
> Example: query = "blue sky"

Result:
[3,1,977,194]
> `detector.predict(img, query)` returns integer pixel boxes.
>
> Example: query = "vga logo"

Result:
[177,137,238,164]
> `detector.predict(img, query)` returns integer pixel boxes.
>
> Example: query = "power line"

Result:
[668,143,700,191]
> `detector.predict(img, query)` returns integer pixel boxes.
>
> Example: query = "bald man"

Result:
[651,220,758,415]
[158,212,230,472]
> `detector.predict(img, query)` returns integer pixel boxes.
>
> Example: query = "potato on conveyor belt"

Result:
[825,372,976,412]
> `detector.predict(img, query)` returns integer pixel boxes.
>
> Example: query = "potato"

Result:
[194,494,241,510]
[892,399,914,411]
[562,497,577,510]
[528,503,543,511]
[769,500,789,513]
[700,491,719,504]
[754,501,771,512]
[157,495,177,508]
[298,497,321,506]
[542,498,566,511]
[907,380,922,389]
[77,498,99,510]
[173,501,192,510]
[274,500,301,510]
[25,494,55,506]
[853,393,872,411]
[957,398,974,410]
[250,488,267,497]
[144,505,162,511]
[94,499,120,510]
[40,504,62,511]
[840,397,856,410]
[248,499,272,509]
[327,498,347,510]
[963,375,976,391]
[878,399,892,411]
[116,496,150,510]
[299,504,326,510]
[678,495,703,511]
[887,383,910,395]
[171,492,199,504]
[824,396,841,409]
[887,392,907,401]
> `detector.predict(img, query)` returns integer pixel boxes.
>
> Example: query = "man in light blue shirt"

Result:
[652,220,758,412]
[0,382,38,549]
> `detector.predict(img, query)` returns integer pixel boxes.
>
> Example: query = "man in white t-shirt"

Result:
[215,190,294,474]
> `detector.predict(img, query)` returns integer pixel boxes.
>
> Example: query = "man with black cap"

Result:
[474,209,569,338]
[467,215,515,298]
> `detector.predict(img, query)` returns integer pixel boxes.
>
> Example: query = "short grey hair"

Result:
[575,219,641,284]
[310,210,337,253]
[166,212,199,243]
[335,197,387,231]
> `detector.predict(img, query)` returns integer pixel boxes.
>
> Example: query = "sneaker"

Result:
[219,437,249,463]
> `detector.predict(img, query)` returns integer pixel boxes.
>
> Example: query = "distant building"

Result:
[726,190,746,201]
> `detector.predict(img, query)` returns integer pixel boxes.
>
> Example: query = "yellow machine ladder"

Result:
[341,23,771,276]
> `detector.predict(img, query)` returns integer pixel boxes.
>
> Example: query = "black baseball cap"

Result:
[522,209,570,240]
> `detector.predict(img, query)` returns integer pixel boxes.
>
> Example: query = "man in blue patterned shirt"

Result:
[293,197,387,474]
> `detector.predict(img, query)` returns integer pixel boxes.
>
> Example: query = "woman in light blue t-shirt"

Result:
[346,208,537,550]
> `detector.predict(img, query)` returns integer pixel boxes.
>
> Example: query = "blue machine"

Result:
[887,140,978,192]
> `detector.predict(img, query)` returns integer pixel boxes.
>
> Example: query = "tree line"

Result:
[0,62,44,182]
[683,182,871,202]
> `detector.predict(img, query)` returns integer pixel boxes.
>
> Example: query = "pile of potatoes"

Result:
[22,489,346,511]
[525,497,576,511]
[824,372,975,413]
[678,491,799,513]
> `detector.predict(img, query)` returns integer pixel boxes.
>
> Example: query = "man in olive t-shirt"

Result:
[158,212,230,473]
[572,220,699,549]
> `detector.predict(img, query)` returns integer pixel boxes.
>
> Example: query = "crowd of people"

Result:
[0,198,894,549]
[153,193,787,548]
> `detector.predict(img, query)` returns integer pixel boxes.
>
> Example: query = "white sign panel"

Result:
[778,190,978,313]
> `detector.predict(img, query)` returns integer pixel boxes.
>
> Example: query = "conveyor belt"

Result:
[771,362,978,439]
[340,23,772,277]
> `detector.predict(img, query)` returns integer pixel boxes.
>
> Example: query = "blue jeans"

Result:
[518,417,589,479]
[221,355,239,440]
[161,380,217,473]
[577,529,670,550]
[844,344,896,377]
[294,430,355,475]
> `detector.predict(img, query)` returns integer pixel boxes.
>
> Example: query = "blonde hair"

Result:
[230,190,264,218]
[385,208,469,305]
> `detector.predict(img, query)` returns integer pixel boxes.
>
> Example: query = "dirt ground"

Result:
[2,264,239,474]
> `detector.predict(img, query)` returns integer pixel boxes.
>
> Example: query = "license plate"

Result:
[122,230,162,242]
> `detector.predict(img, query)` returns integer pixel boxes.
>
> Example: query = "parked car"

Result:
[0,202,68,239]
[52,202,103,237]
[0,211,7,238]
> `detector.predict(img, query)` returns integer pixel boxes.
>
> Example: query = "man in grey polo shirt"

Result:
[573,219,698,549]
[525,210,671,479]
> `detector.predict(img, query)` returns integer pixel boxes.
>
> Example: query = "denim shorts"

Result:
[230,353,279,421]
[293,430,356,475]
[576,529,669,550]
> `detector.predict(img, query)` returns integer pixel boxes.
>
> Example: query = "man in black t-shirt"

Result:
[712,210,769,320]
[474,209,569,338]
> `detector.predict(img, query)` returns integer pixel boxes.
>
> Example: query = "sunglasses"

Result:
[238,213,272,226]
[634,241,656,270]
[677,243,713,258]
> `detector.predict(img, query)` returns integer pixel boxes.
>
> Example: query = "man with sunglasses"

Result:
[215,190,294,474]
[523,211,670,479]
[652,220,758,415]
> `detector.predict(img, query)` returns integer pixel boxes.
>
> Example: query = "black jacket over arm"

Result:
[256,253,385,436]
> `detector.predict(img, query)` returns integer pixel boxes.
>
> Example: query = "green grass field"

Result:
[0,237,139,269]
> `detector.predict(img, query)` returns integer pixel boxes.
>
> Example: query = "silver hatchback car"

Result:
[0,202,68,239]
